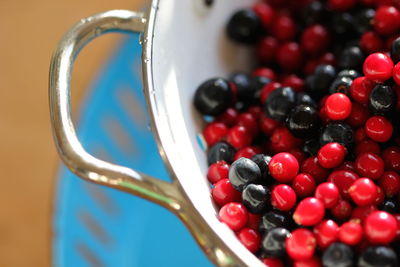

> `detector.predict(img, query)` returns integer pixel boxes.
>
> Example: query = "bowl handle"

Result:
[49,10,183,213]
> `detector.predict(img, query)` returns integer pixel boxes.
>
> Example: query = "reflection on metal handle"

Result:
[49,10,181,212]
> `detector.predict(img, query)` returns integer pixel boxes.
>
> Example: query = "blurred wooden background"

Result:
[0,0,143,266]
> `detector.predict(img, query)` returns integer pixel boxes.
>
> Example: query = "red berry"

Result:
[346,102,370,128]
[237,112,258,136]
[355,139,381,155]
[328,170,359,199]
[237,227,261,253]
[315,182,340,208]
[332,199,352,221]
[269,152,299,182]
[355,153,385,180]
[277,42,303,71]
[317,142,346,169]
[365,116,393,143]
[374,6,400,35]
[301,157,330,183]
[301,24,330,55]
[289,148,306,165]
[260,82,281,103]
[271,184,297,211]
[293,257,322,267]
[207,161,230,184]
[281,74,304,92]
[393,62,400,85]
[382,147,400,171]
[234,146,259,161]
[212,179,241,206]
[394,214,400,239]
[350,77,375,104]
[314,220,339,249]
[261,258,284,267]
[360,31,383,54]
[253,67,277,81]
[363,53,394,82]
[259,114,280,136]
[252,3,275,29]
[271,14,296,41]
[355,127,367,143]
[286,228,316,261]
[334,161,356,172]
[270,127,302,153]
[319,52,336,66]
[349,178,378,206]
[328,0,357,11]
[247,106,262,120]
[379,171,400,197]
[374,185,385,205]
[216,108,238,127]
[325,93,352,121]
[292,173,316,198]
[219,202,248,231]
[364,211,397,244]
[247,213,261,231]
[257,37,278,64]
[203,122,228,147]
[339,221,363,245]
[293,197,325,226]
[226,125,253,149]
[351,205,377,221]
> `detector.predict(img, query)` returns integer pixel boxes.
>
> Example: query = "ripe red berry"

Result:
[207,161,230,184]
[212,179,242,206]
[286,228,316,261]
[382,147,400,171]
[351,205,377,221]
[203,122,228,147]
[325,93,352,121]
[269,152,299,182]
[271,14,296,41]
[331,199,352,221]
[365,116,393,143]
[226,125,253,149]
[237,112,258,136]
[314,220,339,249]
[379,171,400,197]
[259,114,280,136]
[393,62,400,85]
[346,102,370,128]
[293,197,325,226]
[289,148,306,165]
[349,178,378,206]
[355,153,385,180]
[350,76,375,104]
[234,146,259,161]
[293,256,322,267]
[271,184,297,211]
[261,258,284,267]
[315,182,340,208]
[252,2,275,29]
[277,42,303,71]
[373,6,400,35]
[364,211,397,244]
[253,67,277,81]
[247,213,261,231]
[360,31,383,54]
[270,127,302,152]
[374,185,385,205]
[292,173,316,198]
[355,139,381,156]
[355,127,367,143]
[260,82,281,104]
[328,0,357,11]
[301,24,330,55]
[237,227,261,253]
[257,36,278,64]
[301,157,330,183]
[328,170,359,199]
[363,53,394,82]
[339,221,363,246]
[216,108,238,127]
[281,74,304,92]
[317,142,346,169]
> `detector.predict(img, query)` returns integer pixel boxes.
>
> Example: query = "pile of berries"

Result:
[194,0,400,266]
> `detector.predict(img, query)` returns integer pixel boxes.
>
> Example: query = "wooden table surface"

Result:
[0,0,142,266]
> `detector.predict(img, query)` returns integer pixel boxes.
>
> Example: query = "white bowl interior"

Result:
[149,0,265,266]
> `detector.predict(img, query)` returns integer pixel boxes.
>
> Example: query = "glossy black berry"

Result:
[259,210,292,234]
[354,8,375,35]
[251,154,272,183]
[338,69,361,80]
[242,184,270,214]
[320,123,354,147]
[207,141,236,165]
[306,65,336,98]
[391,37,400,64]
[330,12,355,36]
[322,242,354,267]
[300,0,327,26]
[286,105,319,138]
[296,92,316,107]
[358,246,398,267]
[369,84,397,115]
[261,227,291,258]
[250,76,271,103]
[264,87,296,122]
[379,199,400,214]
[302,139,321,156]
[194,78,232,116]
[338,46,364,70]
[229,157,261,191]
[329,76,353,95]
[226,9,263,44]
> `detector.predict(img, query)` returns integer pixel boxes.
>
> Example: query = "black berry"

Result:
[264,87,296,122]
[207,141,236,165]
[229,157,261,191]
[226,9,263,44]
[242,184,270,214]
[322,242,354,267]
